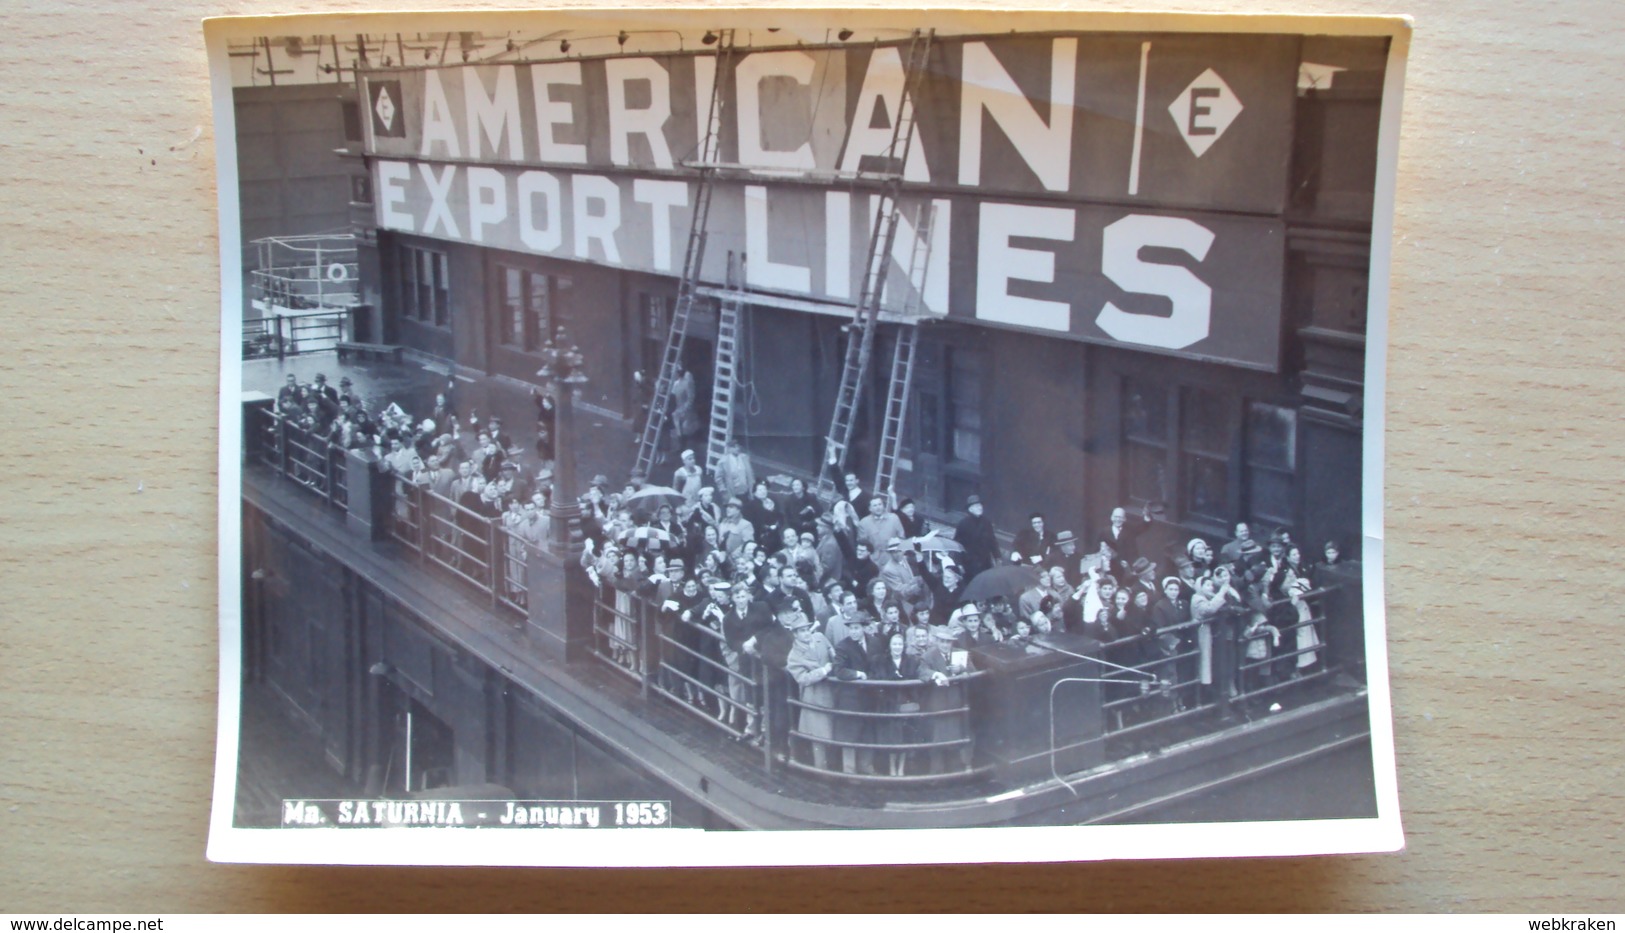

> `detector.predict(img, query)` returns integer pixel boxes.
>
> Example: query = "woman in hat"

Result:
[784,477,820,539]
[783,605,838,770]
[873,631,921,776]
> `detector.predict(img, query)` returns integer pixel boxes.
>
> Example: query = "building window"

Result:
[1245,402,1297,527]
[946,348,984,468]
[1121,380,1297,532]
[1122,376,1170,505]
[1181,387,1233,523]
[399,244,449,326]
[499,265,554,351]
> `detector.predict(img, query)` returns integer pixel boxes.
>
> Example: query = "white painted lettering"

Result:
[736,51,817,170]
[572,174,622,263]
[376,160,415,232]
[464,65,524,160]
[958,39,1076,191]
[466,166,507,242]
[605,58,675,168]
[1096,214,1215,349]
[419,163,462,238]
[975,201,1074,331]
[517,171,563,252]
[745,185,810,292]
[824,191,851,299]
[531,62,588,164]
[632,178,689,271]
[839,46,930,182]
[419,70,462,158]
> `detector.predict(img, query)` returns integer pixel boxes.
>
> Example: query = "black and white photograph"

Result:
[207,9,1407,865]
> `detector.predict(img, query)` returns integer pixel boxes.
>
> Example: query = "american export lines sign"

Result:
[362,33,1303,370]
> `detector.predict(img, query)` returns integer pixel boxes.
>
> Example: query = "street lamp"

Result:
[536,332,589,556]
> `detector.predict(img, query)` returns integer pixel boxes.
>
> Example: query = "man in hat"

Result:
[813,514,843,588]
[1046,530,1085,586]
[917,624,972,774]
[276,373,304,417]
[1129,556,1160,604]
[717,499,755,559]
[722,585,770,739]
[831,610,885,774]
[715,439,754,502]
[879,536,929,616]
[310,372,339,419]
[954,494,999,580]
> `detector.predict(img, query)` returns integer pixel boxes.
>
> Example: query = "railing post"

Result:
[414,483,429,557]
[486,519,501,609]
[340,447,387,541]
[525,534,595,662]
[275,313,287,361]
[761,662,777,772]
[276,415,292,478]
[242,397,274,466]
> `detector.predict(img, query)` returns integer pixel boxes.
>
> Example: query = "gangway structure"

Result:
[244,233,360,358]
[871,200,940,499]
[814,30,936,499]
[631,31,736,480]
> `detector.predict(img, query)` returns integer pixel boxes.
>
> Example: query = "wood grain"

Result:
[2,0,1621,912]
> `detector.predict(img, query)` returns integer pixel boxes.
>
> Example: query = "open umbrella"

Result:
[622,484,684,516]
[959,564,1042,606]
[913,529,965,553]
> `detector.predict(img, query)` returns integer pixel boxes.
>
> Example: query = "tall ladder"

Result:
[871,200,939,498]
[705,253,746,475]
[632,30,735,481]
[815,29,934,497]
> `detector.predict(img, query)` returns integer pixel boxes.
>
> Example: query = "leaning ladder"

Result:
[815,29,934,497]
[871,200,939,498]
[632,31,734,480]
[705,254,747,475]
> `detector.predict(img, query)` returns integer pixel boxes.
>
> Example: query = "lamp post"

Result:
[537,332,589,557]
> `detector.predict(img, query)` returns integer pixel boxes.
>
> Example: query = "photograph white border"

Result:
[206,7,1409,867]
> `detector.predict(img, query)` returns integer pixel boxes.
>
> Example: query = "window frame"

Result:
[1117,377,1301,536]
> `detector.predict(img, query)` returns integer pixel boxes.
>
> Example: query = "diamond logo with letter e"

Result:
[370,80,405,137]
[1167,68,1242,158]
[374,86,396,130]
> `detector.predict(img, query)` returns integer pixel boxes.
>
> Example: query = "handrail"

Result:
[784,671,988,781]
[251,408,349,512]
[243,399,1358,793]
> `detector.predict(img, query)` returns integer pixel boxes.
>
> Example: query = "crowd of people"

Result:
[266,368,1357,775]
[578,433,1357,772]
[271,371,558,604]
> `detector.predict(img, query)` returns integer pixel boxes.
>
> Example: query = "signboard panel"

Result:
[363,33,1299,213]
[362,31,1301,370]
[373,161,1283,368]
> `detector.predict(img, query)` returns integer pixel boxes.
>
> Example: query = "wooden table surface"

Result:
[2,0,1621,913]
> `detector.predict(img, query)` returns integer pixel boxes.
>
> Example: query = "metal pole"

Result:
[548,383,581,556]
